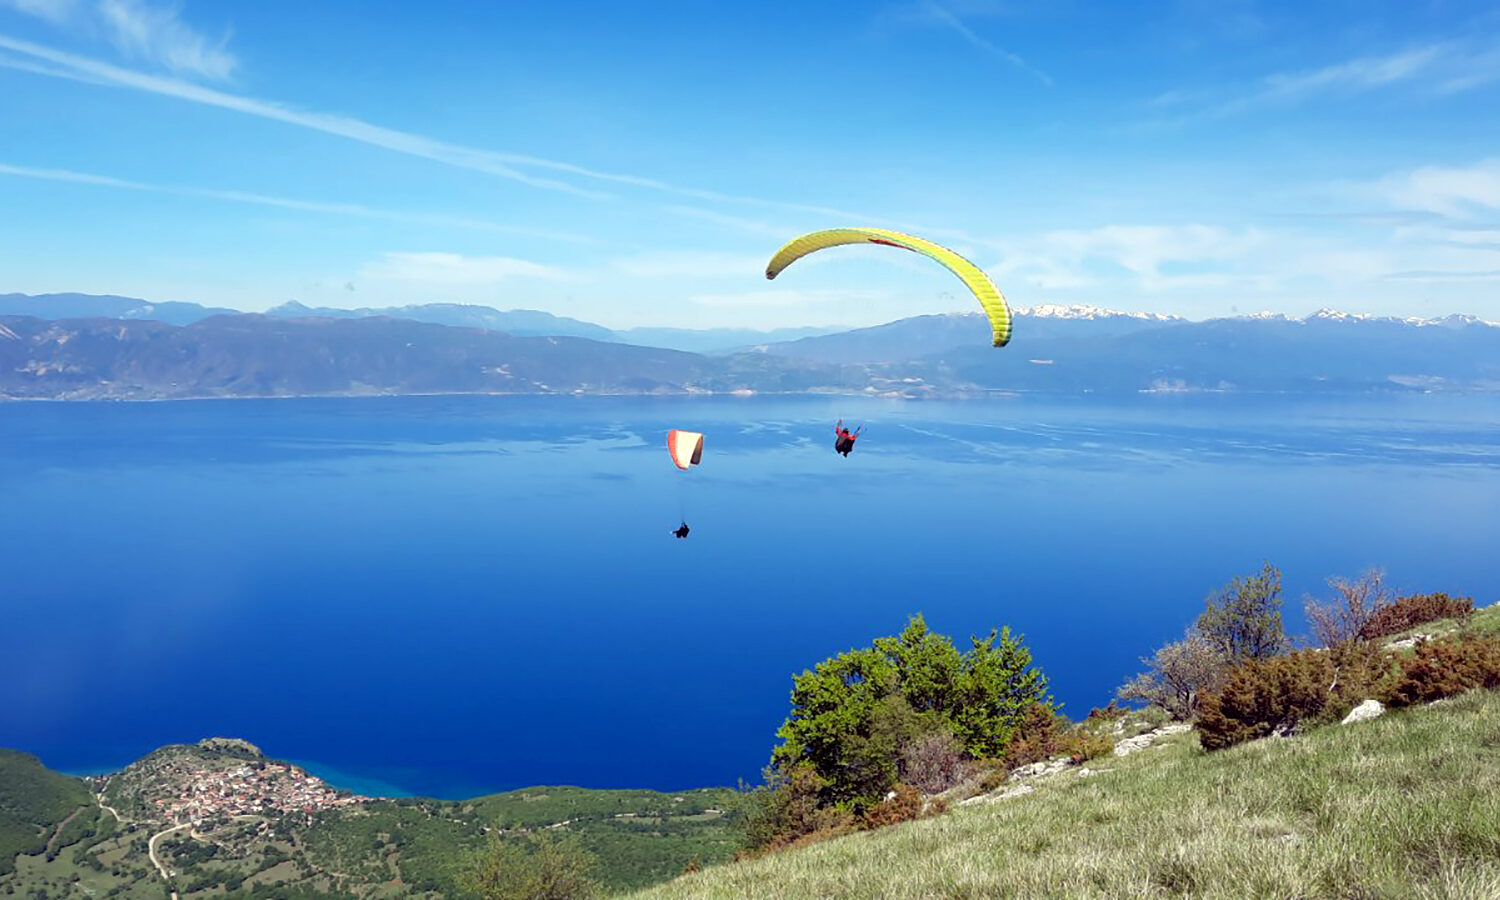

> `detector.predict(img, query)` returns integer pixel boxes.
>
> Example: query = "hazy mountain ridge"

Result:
[2,293,836,353]
[0,293,241,326]
[2,295,1498,400]
[0,313,842,400]
[748,308,1500,394]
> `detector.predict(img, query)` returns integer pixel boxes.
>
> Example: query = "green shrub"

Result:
[1359,592,1474,641]
[460,831,600,900]
[1197,644,1392,751]
[770,614,1050,810]
[1383,635,1500,707]
[1195,562,1290,662]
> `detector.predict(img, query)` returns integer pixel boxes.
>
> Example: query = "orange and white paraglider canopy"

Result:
[666,430,704,470]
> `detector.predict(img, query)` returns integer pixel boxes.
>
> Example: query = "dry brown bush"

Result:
[858,783,924,830]
[898,731,975,796]
[1383,635,1500,707]
[1197,643,1392,751]
[1359,592,1474,641]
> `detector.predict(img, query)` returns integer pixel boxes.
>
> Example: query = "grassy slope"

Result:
[633,658,1500,897]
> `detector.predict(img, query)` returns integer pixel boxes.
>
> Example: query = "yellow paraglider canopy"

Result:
[765,227,1013,347]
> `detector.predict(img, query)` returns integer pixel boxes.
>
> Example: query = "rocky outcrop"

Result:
[1341,700,1386,725]
[1112,723,1192,757]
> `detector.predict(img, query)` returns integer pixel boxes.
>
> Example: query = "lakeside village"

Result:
[91,749,366,826]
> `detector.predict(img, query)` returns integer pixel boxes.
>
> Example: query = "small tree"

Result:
[461,831,599,900]
[1196,562,1289,662]
[1304,568,1392,648]
[770,614,1050,809]
[1116,630,1229,720]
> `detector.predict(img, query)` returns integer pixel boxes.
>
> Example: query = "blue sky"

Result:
[2,0,1498,329]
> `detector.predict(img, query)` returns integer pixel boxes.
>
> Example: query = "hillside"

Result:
[630,689,1500,899]
[0,748,95,877]
[0,739,738,898]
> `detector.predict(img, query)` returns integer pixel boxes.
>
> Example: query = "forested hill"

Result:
[0,738,738,897]
[1,305,1497,400]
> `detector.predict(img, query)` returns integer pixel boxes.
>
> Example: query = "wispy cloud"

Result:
[661,205,803,242]
[612,250,768,280]
[1383,268,1500,281]
[0,0,78,26]
[96,0,234,79]
[689,288,885,309]
[1376,158,1500,219]
[0,32,908,218]
[1014,224,1264,289]
[0,160,593,242]
[1,0,234,79]
[901,2,1053,86]
[1260,46,1443,102]
[360,252,573,286]
[0,33,624,198]
[1146,41,1500,122]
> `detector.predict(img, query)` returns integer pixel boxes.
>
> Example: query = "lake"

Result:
[1,393,1496,798]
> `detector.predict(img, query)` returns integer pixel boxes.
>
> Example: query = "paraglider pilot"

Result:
[672,521,691,539]
[833,420,863,457]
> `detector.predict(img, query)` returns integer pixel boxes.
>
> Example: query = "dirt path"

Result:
[44,806,84,857]
[95,794,123,824]
[148,823,191,881]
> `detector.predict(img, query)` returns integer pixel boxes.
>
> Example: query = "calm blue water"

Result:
[1,394,1497,798]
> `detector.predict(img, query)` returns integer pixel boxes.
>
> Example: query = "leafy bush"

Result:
[1360,592,1474,641]
[461,831,600,900]
[1383,635,1500,707]
[1197,644,1391,751]
[1195,562,1290,663]
[770,614,1050,809]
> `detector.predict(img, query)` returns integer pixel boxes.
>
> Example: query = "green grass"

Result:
[630,690,1500,899]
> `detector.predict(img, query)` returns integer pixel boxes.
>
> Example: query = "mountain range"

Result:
[1,293,1497,400]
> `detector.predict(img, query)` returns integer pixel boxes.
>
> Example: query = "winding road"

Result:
[148,824,191,884]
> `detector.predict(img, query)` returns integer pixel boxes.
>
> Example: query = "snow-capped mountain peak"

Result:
[1017,303,1182,322]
